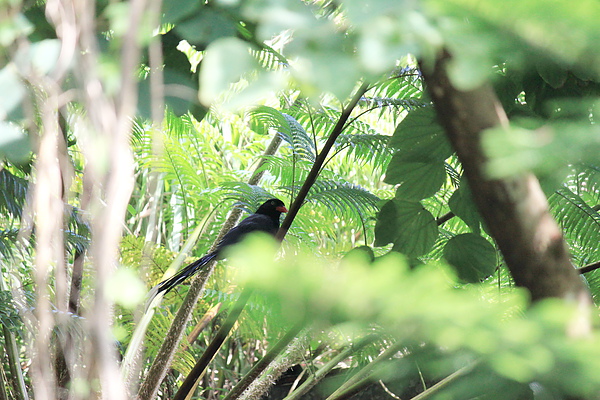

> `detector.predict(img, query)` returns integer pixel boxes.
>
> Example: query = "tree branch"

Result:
[577,261,600,274]
[420,50,591,329]
[276,82,370,241]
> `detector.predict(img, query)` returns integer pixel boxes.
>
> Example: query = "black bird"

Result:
[148,198,288,302]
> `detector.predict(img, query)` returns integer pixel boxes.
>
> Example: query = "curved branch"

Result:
[277,82,370,240]
[420,49,591,316]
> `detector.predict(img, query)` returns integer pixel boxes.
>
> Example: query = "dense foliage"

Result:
[2,0,600,399]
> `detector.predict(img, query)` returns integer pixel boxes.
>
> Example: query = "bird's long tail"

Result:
[146,251,218,307]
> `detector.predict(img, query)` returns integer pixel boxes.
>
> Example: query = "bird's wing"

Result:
[216,214,277,249]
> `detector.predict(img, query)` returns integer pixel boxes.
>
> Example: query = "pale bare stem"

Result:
[63,0,150,397]
[31,96,65,400]
[238,334,309,400]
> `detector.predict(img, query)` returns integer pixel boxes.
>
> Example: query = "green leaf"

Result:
[162,0,201,25]
[175,7,237,46]
[536,60,568,89]
[199,37,258,104]
[389,107,453,162]
[0,122,30,164]
[375,199,438,257]
[374,200,397,247]
[444,233,496,283]
[384,156,446,200]
[0,65,25,118]
[448,179,481,233]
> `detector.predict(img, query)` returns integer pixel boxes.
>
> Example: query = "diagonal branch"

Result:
[277,82,370,241]
[420,50,591,332]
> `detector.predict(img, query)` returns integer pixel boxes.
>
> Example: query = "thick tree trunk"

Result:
[420,51,591,329]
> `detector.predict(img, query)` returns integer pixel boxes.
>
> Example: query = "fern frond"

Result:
[0,228,20,258]
[279,114,316,162]
[283,179,380,231]
[334,133,393,170]
[358,97,428,112]
[248,105,290,136]
[550,186,600,262]
[255,155,313,187]
[221,182,281,213]
[0,168,28,219]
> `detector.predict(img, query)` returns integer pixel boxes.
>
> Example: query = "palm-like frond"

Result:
[550,186,600,264]
[0,228,20,258]
[282,179,380,237]
[0,168,28,219]
[278,114,316,162]
[334,133,393,170]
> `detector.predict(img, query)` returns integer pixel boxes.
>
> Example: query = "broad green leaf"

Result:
[374,200,398,246]
[389,107,453,162]
[0,65,25,118]
[444,233,496,283]
[375,199,438,257]
[162,0,201,24]
[536,60,568,90]
[448,179,481,233]
[175,7,237,46]
[0,122,30,164]
[384,155,446,200]
[199,37,258,104]
[392,200,438,256]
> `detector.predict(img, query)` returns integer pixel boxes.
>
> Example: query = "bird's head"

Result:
[257,198,288,215]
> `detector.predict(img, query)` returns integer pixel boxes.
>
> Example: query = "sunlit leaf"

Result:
[444,233,497,282]
[199,37,258,104]
[389,107,453,162]
[375,199,438,257]
[384,156,446,200]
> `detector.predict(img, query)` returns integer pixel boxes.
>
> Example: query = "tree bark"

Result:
[420,50,591,327]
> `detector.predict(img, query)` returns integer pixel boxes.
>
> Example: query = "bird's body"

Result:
[149,198,287,301]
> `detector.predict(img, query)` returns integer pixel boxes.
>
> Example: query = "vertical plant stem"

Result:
[3,324,28,400]
[283,334,378,400]
[223,321,306,400]
[31,98,64,400]
[325,341,403,400]
[408,362,476,400]
[173,287,254,400]
[276,82,369,241]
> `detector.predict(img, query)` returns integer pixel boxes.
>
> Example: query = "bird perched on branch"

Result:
[148,198,288,303]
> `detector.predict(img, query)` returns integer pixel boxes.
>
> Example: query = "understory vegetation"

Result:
[2,0,600,399]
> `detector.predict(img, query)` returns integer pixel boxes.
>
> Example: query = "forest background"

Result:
[2,0,600,399]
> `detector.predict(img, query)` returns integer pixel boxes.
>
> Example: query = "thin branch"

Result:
[173,287,254,400]
[325,341,404,400]
[578,261,600,274]
[277,82,370,241]
[223,321,305,400]
[408,362,477,400]
[284,334,378,400]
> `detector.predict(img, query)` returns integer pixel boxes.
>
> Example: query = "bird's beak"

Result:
[277,206,288,213]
